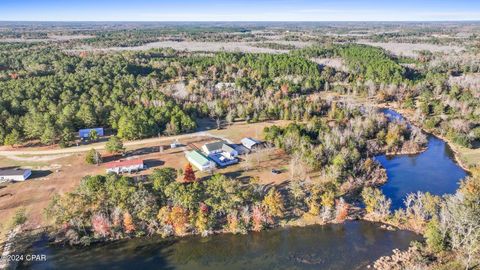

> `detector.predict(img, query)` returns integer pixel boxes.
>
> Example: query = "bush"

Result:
[424,219,445,253]
[85,148,102,164]
[12,207,27,227]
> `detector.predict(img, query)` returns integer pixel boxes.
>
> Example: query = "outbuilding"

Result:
[185,150,216,172]
[105,159,145,174]
[0,169,32,182]
[241,137,261,150]
[79,128,104,139]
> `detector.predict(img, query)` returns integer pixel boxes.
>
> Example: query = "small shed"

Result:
[105,159,145,174]
[170,139,181,149]
[79,128,104,139]
[186,150,216,172]
[241,137,261,150]
[0,169,32,182]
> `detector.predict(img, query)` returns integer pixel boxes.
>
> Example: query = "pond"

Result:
[20,221,420,270]
[375,108,467,209]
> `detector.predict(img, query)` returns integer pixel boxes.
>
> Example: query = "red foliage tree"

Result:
[252,204,266,231]
[335,198,350,223]
[183,163,196,182]
[199,202,209,214]
[92,213,111,237]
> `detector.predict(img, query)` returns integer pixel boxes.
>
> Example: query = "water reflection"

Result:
[376,109,467,209]
[21,222,419,270]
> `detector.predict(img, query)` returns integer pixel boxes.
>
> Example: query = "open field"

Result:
[69,40,313,53]
[0,35,94,43]
[0,120,292,235]
[358,41,465,57]
[451,145,480,169]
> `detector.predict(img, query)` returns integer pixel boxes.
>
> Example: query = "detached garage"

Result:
[0,169,32,182]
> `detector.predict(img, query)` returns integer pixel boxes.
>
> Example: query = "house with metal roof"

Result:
[0,169,32,182]
[201,141,226,155]
[185,150,216,172]
[105,158,145,174]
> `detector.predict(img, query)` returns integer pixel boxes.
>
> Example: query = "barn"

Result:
[0,169,32,182]
[105,159,145,174]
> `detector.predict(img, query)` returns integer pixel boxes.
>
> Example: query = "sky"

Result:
[1,0,479,21]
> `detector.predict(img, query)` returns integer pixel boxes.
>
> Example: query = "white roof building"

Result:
[0,169,32,182]
[186,150,216,172]
[241,137,261,150]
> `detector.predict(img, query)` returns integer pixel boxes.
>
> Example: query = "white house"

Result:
[186,150,216,171]
[0,169,32,182]
[201,141,226,155]
[241,137,261,150]
[105,159,145,174]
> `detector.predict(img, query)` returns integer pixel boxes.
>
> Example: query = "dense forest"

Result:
[0,41,478,149]
[0,43,329,145]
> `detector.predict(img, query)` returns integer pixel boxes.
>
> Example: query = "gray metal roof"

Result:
[203,141,225,152]
[0,169,30,176]
[222,144,236,153]
[241,137,260,149]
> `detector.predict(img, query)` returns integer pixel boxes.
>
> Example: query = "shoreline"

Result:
[375,103,472,173]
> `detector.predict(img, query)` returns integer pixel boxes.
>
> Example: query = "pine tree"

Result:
[106,136,125,154]
[85,148,102,165]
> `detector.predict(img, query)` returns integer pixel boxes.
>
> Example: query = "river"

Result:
[20,109,467,270]
[20,221,419,270]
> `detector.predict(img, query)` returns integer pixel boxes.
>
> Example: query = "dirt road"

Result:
[0,131,232,157]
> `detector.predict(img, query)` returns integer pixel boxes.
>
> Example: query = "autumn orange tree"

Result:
[123,211,135,233]
[170,206,189,236]
[183,163,196,182]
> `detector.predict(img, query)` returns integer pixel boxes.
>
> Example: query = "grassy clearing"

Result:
[454,145,480,169]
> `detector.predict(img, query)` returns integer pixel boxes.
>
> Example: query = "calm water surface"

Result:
[21,221,419,270]
[376,109,467,209]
